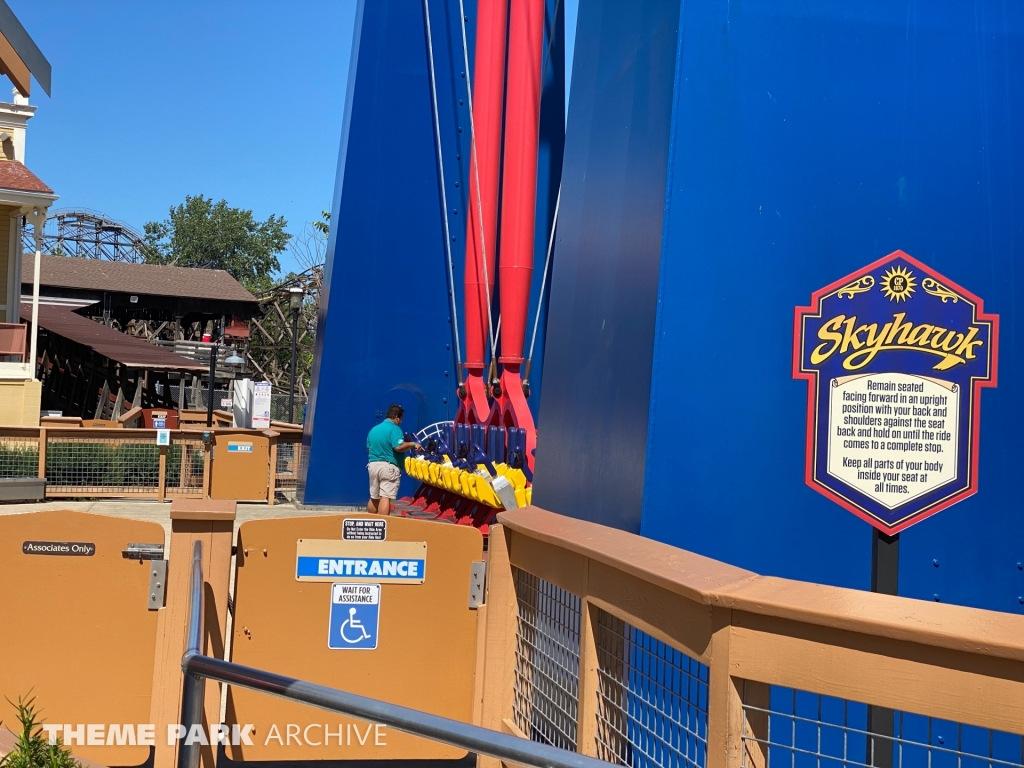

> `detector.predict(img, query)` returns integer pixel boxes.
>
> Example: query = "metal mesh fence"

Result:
[0,433,39,478]
[740,686,1024,768]
[45,436,161,494]
[274,438,303,491]
[165,439,206,495]
[513,569,582,751]
[595,609,709,768]
[163,384,307,424]
[166,384,231,411]
[270,394,306,424]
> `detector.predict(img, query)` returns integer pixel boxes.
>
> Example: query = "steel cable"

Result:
[525,0,563,381]
[526,184,559,374]
[458,0,562,378]
[424,0,465,382]
[457,0,498,363]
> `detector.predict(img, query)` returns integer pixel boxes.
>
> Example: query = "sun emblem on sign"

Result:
[880,265,916,302]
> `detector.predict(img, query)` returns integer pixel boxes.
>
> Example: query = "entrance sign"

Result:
[328,583,380,650]
[295,539,427,584]
[795,250,998,533]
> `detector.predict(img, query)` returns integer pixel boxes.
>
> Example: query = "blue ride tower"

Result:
[300,0,563,506]
[533,0,1024,616]
[304,0,1024,617]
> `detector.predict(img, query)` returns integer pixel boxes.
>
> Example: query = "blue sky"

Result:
[9,0,358,276]
[9,0,575,278]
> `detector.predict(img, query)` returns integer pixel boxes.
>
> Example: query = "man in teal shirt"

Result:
[366,404,420,515]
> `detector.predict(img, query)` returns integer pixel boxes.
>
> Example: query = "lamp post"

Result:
[223,349,246,422]
[288,287,303,424]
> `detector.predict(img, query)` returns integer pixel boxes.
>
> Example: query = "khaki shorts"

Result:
[368,461,401,500]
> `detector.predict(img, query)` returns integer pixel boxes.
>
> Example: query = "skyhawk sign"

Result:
[794,250,998,533]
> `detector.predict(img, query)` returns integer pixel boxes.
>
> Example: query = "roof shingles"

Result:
[0,161,52,194]
[20,302,206,371]
[22,253,258,304]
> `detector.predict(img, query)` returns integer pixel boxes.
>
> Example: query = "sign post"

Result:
[796,250,999,766]
[866,529,898,767]
[795,250,998,534]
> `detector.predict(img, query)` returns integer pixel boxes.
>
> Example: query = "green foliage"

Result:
[0,445,39,478]
[312,210,330,236]
[44,442,159,489]
[143,195,290,294]
[163,445,205,489]
[0,442,205,490]
[0,694,82,768]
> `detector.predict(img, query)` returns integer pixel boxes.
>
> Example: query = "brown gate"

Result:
[209,430,270,502]
[0,510,165,767]
[225,514,484,762]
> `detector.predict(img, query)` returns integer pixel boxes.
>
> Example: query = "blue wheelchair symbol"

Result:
[328,584,380,650]
[339,607,372,643]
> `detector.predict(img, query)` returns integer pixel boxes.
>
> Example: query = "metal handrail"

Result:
[178,540,613,768]
[178,541,207,768]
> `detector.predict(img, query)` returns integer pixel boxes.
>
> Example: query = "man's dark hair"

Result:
[386,404,404,421]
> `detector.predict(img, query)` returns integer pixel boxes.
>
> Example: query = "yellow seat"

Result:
[481,480,500,507]
[504,468,527,490]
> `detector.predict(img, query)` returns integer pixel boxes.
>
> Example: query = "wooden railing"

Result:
[151,339,246,368]
[482,508,1024,768]
[268,421,303,504]
[0,423,303,502]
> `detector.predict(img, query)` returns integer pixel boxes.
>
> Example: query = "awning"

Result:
[21,302,207,371]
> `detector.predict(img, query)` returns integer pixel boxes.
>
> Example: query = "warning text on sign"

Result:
[827,372,959,510]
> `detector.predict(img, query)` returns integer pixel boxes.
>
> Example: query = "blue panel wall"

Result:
[302,0,564,505]
[531,0,683,532]
[639,1,1024,611]
[301,0,468,504]
[524,0,565,419]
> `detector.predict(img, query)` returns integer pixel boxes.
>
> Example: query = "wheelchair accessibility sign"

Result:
[328,583,380,650]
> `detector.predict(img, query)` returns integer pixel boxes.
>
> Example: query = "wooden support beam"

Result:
[157,446,166,503]
[37,427,45,479]
[477,525,519,768]
[0,30,31,97]
[576,599,600,757]
[148,500,236,768]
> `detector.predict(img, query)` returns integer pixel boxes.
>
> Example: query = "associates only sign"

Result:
[794,250,998,533]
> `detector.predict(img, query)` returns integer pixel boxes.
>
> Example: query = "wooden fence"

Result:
[483,508,1024,768]
[2,503,1022,768]
[0,421,303,502]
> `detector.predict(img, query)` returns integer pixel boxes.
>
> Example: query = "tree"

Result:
[289,215,328,274]
[247,211,328,401]
[312,209,331,236]
[143,195,290,294]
